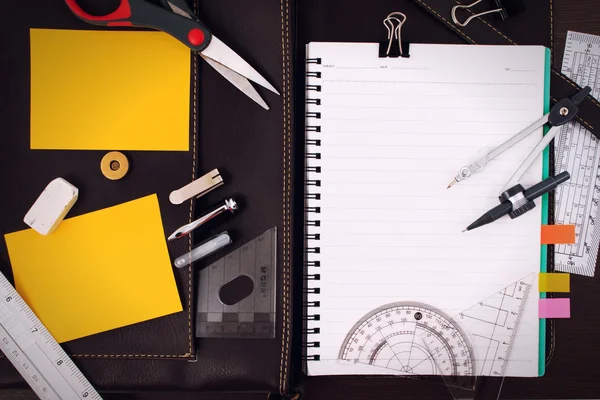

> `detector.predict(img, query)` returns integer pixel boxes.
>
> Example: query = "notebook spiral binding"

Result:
[303,56,322,363]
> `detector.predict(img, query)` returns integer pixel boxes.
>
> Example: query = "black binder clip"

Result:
[451,0,525,27]
[379,12,410,58]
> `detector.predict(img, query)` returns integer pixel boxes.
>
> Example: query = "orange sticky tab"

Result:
[541,225,575,244]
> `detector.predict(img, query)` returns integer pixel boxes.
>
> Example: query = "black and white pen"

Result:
[464,171,571,232]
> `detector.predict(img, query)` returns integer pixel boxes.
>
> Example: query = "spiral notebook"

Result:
[303,43,551,377]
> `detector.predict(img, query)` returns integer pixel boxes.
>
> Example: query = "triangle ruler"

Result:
[338,274,534,387]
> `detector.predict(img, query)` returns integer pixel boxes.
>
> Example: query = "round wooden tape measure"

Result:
[101,152,129,180]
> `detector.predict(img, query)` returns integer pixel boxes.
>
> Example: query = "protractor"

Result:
[339,302,474,376]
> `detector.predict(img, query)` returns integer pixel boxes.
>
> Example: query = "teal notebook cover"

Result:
[538,47,551,377]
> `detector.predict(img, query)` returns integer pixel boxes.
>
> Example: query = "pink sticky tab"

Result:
[538,298,571,318]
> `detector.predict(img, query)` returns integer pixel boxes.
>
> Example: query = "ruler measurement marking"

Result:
[197,227,277,338]
[0,323,59,398]
[555,31,600,276]
[0,272,101,399]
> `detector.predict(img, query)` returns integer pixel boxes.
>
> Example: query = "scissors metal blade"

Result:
[202,55,269,110]
[163,0,199,20]
[162,0,278,104]
[201,36,280,95]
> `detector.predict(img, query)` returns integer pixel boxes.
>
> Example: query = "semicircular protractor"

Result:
[339,302,474,377]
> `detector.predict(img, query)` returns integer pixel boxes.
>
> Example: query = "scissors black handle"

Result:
[64,0,212,52]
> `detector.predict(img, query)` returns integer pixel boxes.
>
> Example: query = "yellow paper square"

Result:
[4,195,182,343]
[538,273,570,293]
[30,29,190,151]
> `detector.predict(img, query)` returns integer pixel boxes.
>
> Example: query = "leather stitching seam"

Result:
[456,0,517,44]
[548,0,556,361]
[457,0,600,121]
[552,69,600,108]
[67,5,200,360]
[417,0,598,137]
[284,0,292,394]
[279,0,292,394]
[188,1,199,356]
[550,0,554,66]
[279,0,285,392]
[413,0,477,44]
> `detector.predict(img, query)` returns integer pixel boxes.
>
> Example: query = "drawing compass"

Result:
[448,86,592,189]
[448,87,591,231]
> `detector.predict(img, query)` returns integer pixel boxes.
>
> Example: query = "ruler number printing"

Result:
[0,272,101,400]
[555,31,600,276]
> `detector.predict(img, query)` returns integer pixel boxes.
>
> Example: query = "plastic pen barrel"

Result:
[174,231,232,269]
[524,171,571,201]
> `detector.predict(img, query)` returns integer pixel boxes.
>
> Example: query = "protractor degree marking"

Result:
[339,303,474,376]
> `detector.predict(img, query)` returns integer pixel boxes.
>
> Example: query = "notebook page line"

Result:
[304,42,547,377]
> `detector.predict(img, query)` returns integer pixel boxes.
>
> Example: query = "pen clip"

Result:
[168,198,237,241]
[169,169,224,205]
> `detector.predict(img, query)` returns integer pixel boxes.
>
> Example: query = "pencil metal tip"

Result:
[447,179,457,189]
[462,229,468,233]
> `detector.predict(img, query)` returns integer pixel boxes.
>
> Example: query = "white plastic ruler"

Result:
[555,31,600,276]
[0,271,101,399]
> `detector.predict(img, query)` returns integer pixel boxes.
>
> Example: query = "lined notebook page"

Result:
[305,43,547,377]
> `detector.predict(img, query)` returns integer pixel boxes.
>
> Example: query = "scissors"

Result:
[64,0,279,110]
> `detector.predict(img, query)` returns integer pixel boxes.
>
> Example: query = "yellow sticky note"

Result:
[30,29,190,151]
[538,273,570,293]
[4,195,182,343]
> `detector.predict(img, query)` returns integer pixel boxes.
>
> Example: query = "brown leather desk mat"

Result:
[0,0,198,358]
[2,0,600,398]
[0,0,293,395]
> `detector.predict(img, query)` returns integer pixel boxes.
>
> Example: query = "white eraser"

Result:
[24,178,79,235]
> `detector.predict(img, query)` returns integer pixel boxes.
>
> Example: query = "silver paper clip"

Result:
[451,0,524,27]
[169,168,224,205]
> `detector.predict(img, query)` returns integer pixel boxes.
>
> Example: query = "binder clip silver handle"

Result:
[379,12,410,58]
[451,0,525,27]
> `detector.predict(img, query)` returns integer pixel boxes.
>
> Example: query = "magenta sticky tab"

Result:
[538,298,571,318]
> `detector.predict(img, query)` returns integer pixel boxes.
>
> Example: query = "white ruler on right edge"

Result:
[0,271,101,399]
[555,31,600,276]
